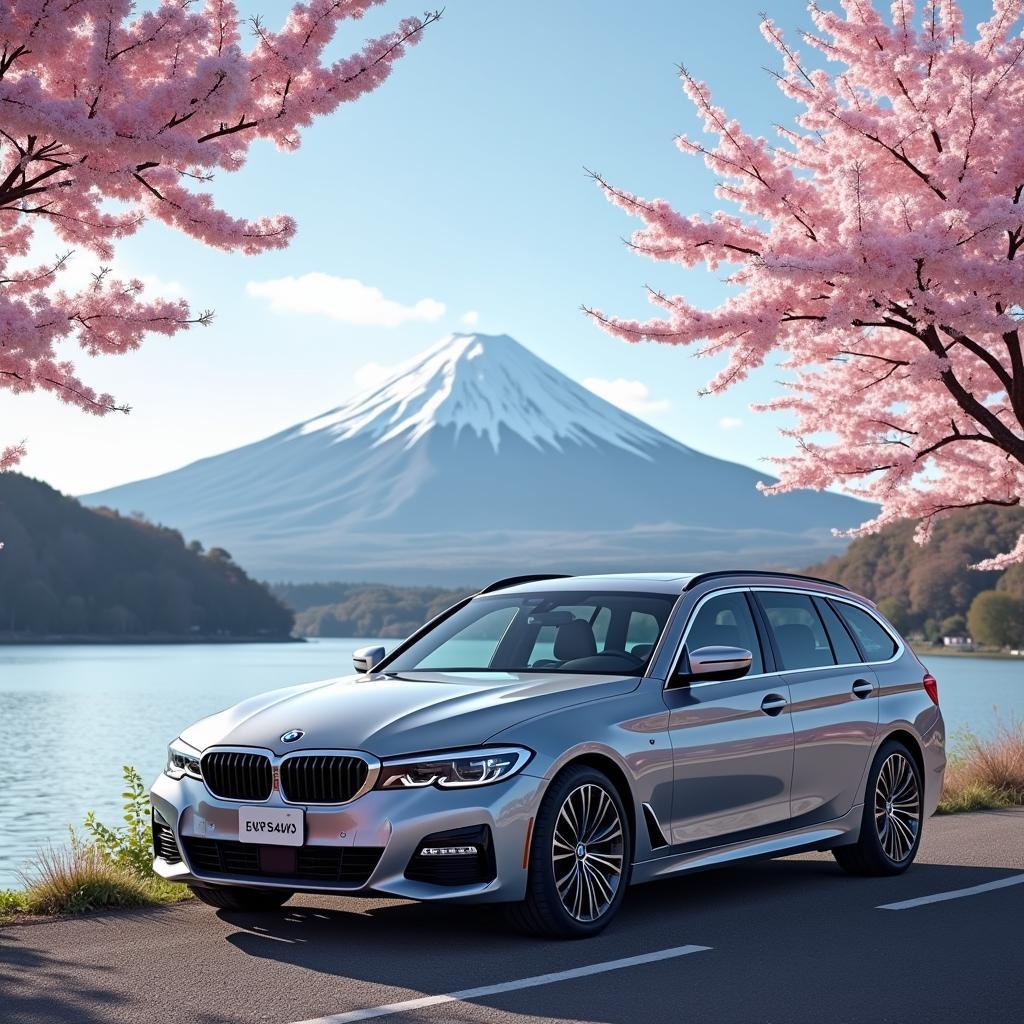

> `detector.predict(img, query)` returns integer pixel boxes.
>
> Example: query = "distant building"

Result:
[942,635,974,649]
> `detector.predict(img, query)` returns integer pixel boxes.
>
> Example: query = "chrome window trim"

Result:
[198,745,381,806]
[664,585,905,692]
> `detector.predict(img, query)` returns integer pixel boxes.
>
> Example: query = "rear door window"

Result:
[755,591,835,670]
[834,602,898,661]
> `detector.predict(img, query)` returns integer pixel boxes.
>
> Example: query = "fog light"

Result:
[419,845,478,856]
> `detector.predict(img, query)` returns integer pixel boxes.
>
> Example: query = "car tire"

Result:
[188,884,293,911]
[833,738,924,877]
[507,763,632,939]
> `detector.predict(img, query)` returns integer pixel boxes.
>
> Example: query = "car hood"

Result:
[180,670,640,758]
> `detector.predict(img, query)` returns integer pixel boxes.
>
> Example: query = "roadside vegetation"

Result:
[0,767,189,922]
[937,722,1024,814]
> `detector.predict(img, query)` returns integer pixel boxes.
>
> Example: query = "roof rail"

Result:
[684,570,849,591]
[478,573,572,594]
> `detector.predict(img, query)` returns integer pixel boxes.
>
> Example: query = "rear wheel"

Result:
[188,884,293,911]
[833,739,923,877]
[507,764,631,938]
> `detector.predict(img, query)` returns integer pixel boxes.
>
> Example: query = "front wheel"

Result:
[188,884,293,911]
[833,739,923,877]
[507,764,631,938]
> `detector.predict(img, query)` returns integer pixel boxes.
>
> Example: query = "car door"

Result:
[665,589,795,847]
[752,589,880,825]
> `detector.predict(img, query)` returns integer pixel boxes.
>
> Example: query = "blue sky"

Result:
[12,0,992,494]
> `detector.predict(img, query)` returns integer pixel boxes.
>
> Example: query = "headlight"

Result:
[377,747,532,790]
[165,737,202,780]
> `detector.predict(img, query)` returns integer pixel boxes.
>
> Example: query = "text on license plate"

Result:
[238,806,304,846]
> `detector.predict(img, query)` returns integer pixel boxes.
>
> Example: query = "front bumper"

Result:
[151,769,546,904]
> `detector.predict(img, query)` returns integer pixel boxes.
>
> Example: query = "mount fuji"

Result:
[82,333,870,583]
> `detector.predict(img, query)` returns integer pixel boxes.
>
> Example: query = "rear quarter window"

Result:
[834,602,898,661]
[814,598,862,664]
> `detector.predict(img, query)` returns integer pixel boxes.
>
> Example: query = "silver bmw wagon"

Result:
[152,570,946,937]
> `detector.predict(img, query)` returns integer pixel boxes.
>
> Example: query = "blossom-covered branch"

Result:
[0,0,438,461]
[587,0,1024,567]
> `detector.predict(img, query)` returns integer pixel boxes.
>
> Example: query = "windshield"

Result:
[386,590,678,676]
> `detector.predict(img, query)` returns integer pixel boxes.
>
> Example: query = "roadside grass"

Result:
[20,842,162,915]
[1,766,191,923]
[938,721,1024,814]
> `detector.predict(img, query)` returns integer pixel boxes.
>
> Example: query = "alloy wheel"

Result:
[552,783,625,922]
[874,752,920,863]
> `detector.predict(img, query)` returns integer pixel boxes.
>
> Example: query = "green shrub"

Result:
[0,888,28,919]
[83,765,153,877]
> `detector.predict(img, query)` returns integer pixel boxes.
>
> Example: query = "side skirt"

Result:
[628,803,864,886]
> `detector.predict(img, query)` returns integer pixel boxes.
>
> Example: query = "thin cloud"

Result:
[246,273,445,327]
[461,310,480,326]
[583,377,670,415]
[719,416,744,430]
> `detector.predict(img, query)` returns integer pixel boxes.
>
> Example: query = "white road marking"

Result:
[877,872,1024,910]
[289,944,712,1024]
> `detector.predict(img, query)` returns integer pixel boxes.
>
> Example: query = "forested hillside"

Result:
[272,582,468,638]
[0,474,294,639]
[809,507,1024,645]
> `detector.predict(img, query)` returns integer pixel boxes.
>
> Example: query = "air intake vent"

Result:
[152,820,181,864]
[642,802,669,850]
[201,751,273,801]
[181,838,382,886]
[280,755,369,804]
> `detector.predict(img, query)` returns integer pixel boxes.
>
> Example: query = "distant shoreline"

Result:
[0,634,304,646]
[914,646,1024,662]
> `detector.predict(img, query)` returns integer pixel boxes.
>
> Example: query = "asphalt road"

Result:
[2,808,1022,1024]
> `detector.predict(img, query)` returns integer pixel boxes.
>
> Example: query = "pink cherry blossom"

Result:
[0,1,438,462]
[587,0,1024,566]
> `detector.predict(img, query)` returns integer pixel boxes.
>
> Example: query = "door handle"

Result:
[761,693,787,716]
[852,679,874,699]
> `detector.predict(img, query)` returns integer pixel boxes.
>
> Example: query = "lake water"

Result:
[0,641,1020,888]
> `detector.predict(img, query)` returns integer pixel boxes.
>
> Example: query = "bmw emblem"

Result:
[281,729,304,743]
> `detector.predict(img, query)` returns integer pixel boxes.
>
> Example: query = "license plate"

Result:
[238,806,304,846]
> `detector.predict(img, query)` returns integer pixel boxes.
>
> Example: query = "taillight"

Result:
[922,672,939,706]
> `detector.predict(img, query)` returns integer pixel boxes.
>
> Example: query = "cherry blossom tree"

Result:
[586,0,1024,568]
[0,0,438,468]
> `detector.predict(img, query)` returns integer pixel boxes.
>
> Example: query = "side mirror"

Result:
[353,645,386,674]
[679,645,753,683]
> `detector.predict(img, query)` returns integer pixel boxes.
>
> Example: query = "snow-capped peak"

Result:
[296,333,681,457]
